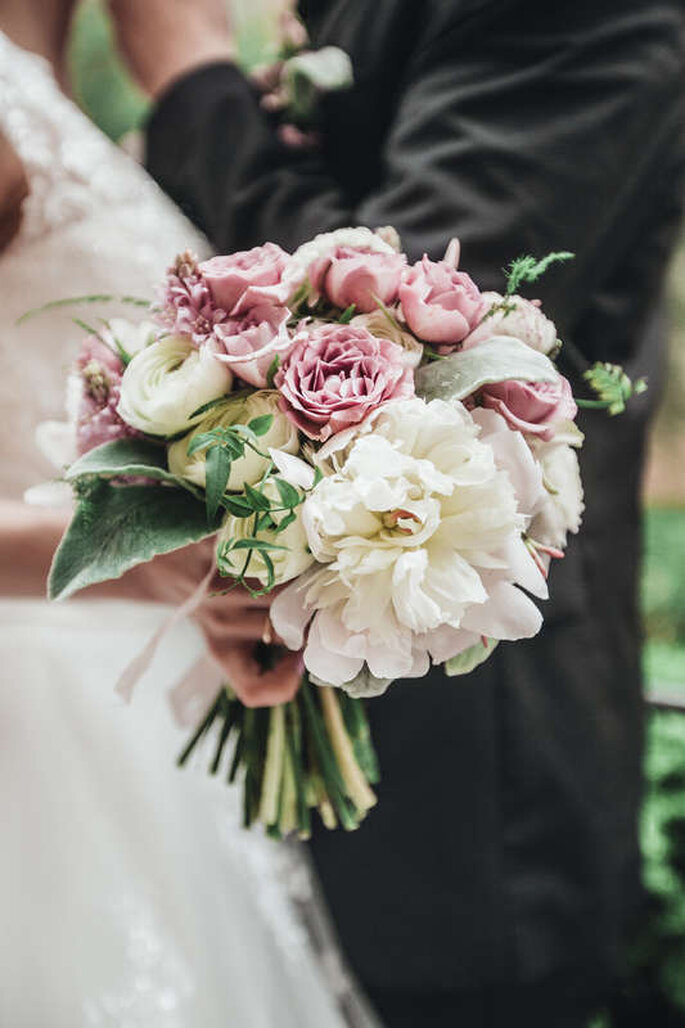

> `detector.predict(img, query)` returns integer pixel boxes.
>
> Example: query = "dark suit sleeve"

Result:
[146,3,684,339]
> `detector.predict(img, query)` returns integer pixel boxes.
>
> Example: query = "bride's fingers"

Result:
[205,638,303,708]
[197,607,271,642]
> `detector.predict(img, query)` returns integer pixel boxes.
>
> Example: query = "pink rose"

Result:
[399,255,482,348]
[479,375,577,441]
[213,305,294,387]
[275,323,414,440]
[199,243,291,315]
[75,337,140,455]
[308,247,406,313]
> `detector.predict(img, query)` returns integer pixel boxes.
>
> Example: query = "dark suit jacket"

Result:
[147,0,685,997]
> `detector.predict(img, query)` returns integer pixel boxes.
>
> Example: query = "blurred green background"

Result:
[67,2,685,1023]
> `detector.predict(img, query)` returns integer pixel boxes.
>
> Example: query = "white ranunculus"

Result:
[351,309,424,368]
[271,397,542,690]
[168,390,298,493]
[464,291,559,354]
[529,433,585,549]
[218,480,314,587]
[284,226,397,298]
[117,335,232,436]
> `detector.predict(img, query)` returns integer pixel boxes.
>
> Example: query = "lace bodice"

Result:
[0,32,210,498]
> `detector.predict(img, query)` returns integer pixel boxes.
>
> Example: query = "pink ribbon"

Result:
[115,559,216,704]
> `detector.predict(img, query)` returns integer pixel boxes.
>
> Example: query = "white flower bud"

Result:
[168,390,298,493]
[118,335,232,436]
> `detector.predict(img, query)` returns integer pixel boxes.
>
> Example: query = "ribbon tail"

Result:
[168,654,225,728]
[115,560,216,703]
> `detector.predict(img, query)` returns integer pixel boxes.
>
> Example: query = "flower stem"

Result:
[319,686,377,814]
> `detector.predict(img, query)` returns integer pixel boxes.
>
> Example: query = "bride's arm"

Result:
[0,499,302,705]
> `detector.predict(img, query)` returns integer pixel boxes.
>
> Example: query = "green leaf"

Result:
[49,481,216,600]
[266,355,281,388]
[339,304,356,324]
[244,482,272,511]
[205,445,232,522]
[248,414,275,437]
[415,336,558,403]
[230,538,288,552]
[65,438,187,489]
[444,638,499,676]
[17,293,150,325]
[223,495,255,518]
[273,477,300,509]
[504,251,574,296]
[274,510,297,533]
[189,396,229,420]
[581,362,648,416]
[186,433,218,458]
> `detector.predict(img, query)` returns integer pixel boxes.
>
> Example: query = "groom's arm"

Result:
[145,1,684,343]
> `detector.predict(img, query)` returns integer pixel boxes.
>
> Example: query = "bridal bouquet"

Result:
[43,226,643,837]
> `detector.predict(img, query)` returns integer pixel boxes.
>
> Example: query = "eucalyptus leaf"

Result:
[444,638,499,676]
[65,438,186,489]
[49,481,216,600]
[415,336,558,403]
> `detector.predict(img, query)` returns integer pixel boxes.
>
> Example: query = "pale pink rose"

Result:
[75,337,140,455]
[478,375,577,441]
[199,243,291,315]
[308,246,406,313]
[274,323,414,440]
[213,305,294,387]
[463,292,558,354]
[399,255,483,348]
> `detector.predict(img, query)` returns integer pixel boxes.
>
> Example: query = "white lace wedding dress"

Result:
[0,32,375,1028]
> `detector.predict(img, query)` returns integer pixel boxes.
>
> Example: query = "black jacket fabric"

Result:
[147,0,685,996]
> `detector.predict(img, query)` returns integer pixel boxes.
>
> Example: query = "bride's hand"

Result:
[133,539,303,708]
[108,0,237,99]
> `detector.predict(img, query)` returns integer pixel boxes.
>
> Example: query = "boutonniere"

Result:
[250,12,353,147]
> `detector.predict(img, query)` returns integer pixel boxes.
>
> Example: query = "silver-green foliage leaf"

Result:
[444,638,499,677]
[49,481,215,600]
[416,336,558,403]
[65,438,183,488]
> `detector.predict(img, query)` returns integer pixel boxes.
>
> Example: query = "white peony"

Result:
[271,397,543,690]
[218,479,314,587]
[351,309,424,369]
[529,423,585,549]
[464,291,559,355]
[117,334,232,436]
[168,390,298,493]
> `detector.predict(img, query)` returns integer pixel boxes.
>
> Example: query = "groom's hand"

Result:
[108,0,237,99]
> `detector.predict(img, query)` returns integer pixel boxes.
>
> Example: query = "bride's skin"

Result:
[0,499,302,706]
[0,0,75,91]
[0,14,302,706]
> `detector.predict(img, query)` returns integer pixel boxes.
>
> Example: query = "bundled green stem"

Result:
[177,678,379,838]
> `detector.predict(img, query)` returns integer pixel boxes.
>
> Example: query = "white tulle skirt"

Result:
[0,598,353,1028]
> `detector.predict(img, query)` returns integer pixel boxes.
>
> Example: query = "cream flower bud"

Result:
[168,390,298,494]
[351,309,424,369]
[218,480,314,587]
[117,335,232,436]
